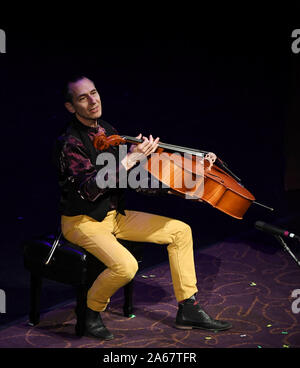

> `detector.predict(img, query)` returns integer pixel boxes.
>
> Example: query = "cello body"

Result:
[93,133,255,219]
[145,152,255,219]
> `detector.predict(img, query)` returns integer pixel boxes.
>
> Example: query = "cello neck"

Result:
[121,135,208,158]
[121,135,242,182]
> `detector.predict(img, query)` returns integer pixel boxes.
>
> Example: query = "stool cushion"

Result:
[23,235,145,287]
[23,235,105,286]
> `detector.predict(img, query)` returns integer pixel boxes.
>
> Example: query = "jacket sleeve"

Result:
[58,136,127,202]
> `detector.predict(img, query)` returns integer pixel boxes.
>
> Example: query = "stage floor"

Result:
[0,228,299,348]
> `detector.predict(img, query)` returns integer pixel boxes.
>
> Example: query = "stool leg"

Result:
[123,279,134,317]
[28,273,42,326]
[75,285,87,337]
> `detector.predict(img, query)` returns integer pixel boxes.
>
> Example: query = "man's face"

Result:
[65,78,102,125]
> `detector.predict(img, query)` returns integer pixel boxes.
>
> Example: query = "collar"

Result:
[72,115,99,133]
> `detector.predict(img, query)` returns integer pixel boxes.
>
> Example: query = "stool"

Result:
[22,234,144,336]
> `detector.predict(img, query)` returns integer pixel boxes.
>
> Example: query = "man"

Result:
[55,75,232,340]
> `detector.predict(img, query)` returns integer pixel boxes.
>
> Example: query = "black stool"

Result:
[23,234,144,336]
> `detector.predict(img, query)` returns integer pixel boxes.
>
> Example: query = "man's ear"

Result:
[65,102,75,113]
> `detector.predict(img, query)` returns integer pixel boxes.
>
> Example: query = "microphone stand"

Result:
[274,235,300,268]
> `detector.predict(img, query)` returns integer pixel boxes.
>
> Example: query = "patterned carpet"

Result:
[0,234,300,349]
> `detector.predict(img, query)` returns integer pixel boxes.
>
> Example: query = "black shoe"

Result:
[85,307,114,340]
[175,297,232,331]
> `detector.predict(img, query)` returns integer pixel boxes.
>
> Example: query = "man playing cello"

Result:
[54,75,232,340]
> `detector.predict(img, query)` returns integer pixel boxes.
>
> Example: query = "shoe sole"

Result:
[174,323,232,332]
[84,332,114,341]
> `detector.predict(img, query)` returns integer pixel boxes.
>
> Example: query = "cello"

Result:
[93,133,273,219]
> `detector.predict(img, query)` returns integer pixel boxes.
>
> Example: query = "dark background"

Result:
[1,7,300,327]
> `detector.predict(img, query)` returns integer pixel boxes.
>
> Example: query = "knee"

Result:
[167,220,193,248]
[122,259,139,281]
[115,257,139,282]
[174,220,192,238]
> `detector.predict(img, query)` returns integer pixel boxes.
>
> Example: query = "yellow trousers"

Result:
[61,210,198,311]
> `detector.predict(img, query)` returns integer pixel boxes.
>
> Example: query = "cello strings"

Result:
[122,135,208,157]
